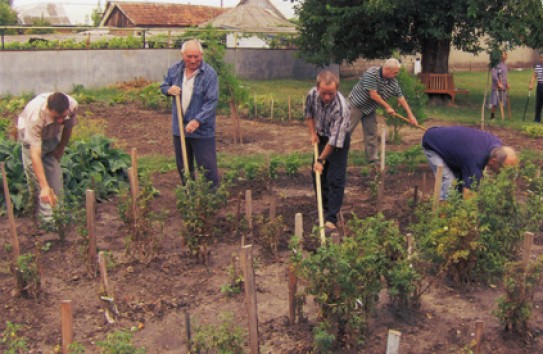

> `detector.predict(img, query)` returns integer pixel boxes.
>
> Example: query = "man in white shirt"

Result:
[18,92,78,222]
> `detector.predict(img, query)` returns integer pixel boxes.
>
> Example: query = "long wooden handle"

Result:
[392,113,427,131]
[313,143,326,245]
[175,95,190,177]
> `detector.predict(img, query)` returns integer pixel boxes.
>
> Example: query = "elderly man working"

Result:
[305,70,351,232]
[348,58,418,164]
[422,126,517,199]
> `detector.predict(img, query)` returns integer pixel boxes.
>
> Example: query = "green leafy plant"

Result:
[118,173,165,264]
[96,330,146,354]
[191,313,246,354]
[68,341,86,354]
[16,252,41,298]
[521,124,543,138]
[176,170,229,260]
[494,256,543,341]
[256,215,285,257]
[1,321,29,354]
[39,196,78,242]
[284,154,302,176]
[220,253,243,297]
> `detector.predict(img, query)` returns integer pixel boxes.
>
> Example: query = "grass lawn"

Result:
[242,69,538,129]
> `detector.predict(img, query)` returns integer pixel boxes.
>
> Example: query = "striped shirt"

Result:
[348,66,403,115]
[534,63,543,84]
[304,87,350,148]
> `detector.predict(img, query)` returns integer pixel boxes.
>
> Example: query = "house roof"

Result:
[201,0,296,33]
[100,1,228,27]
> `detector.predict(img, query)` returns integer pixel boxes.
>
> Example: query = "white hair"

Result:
[384,58,401,69]
[181,39,203,54]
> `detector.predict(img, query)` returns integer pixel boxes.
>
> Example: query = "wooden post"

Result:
[235,191,242,238]
[288,96,292,121]
[380,127,386,173]
[302,95,305,112]
[386,329,401,354]
[422,172,427,196]
[288,265,297,325]
[474,320,484,354]
[241,245,259,354]
[254,93,257,118]
[185,311,192,353]
[86,190,97,276]
[131,148,138,195]
[127,167,138,231]
[98,251,111,295]
[60,300,73,354]
[406,233,413,260]
[1,162,20,263]
[432,165,443,212]
[245,190,253,245]
[523,232,534,267]
[269,195,276,220]
[271,98,274,120]
[294,213,303,239]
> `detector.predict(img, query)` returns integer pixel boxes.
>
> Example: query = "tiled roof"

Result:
[105,2,228,27]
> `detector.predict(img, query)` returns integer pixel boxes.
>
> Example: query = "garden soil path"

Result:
[1,101,542,353]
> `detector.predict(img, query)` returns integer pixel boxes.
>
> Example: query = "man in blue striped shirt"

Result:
[528,53,543,123]
[305,70,351,231]
[161,39,220,187]
[348,58,418,163]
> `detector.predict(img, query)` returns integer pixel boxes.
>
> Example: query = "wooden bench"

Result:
[419,73,469,105]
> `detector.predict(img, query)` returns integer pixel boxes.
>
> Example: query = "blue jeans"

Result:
[422,147,456,200]
[312,134,350,224]
[173,135,219,188]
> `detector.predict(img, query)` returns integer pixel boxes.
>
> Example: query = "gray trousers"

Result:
[22,138,63,222]
[349,105,378,162]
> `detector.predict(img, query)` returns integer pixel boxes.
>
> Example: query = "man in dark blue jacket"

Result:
[422,126,517,199]
[160,39,219,187]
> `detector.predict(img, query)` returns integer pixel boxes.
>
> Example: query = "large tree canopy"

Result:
[296,0,543,73]
[0,0,17,26]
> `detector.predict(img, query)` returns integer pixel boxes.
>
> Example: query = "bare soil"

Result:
[1,101,542,353]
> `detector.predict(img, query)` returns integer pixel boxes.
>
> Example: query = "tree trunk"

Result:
[420,38,451,74]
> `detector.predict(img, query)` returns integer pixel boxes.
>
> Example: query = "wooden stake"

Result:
[288,265,297,325]
[99,251,111,295]
[314,143,326,244]
[1,162,20,263]
[386,329,402,354]
[241,245,259,354]
[432,165,443,212]
[474,320,484,354]
[380,127,386,173]
[271,98,274,120]
[288,96,291,121]
[269,195,277,220]
[406,233,413,260]
[86,190,97,277]
[127,167,138,230]
[422,172,427,196]
[523,232,534,268]
[131,148,138,195]
[535,168,541,179]
[254,93,257,118]
[245,190,253,245]
[60,300,73,354]
[235,191,242,238]
[302,95,305,113]
[185,311,192,353]
[294,212,303,240]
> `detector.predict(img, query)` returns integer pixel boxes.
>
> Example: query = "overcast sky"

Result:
[12,0,241,8]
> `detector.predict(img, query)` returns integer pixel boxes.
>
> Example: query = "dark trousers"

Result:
[173,135,219,188]
[311,134,350,225]
[536,84,543,123]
